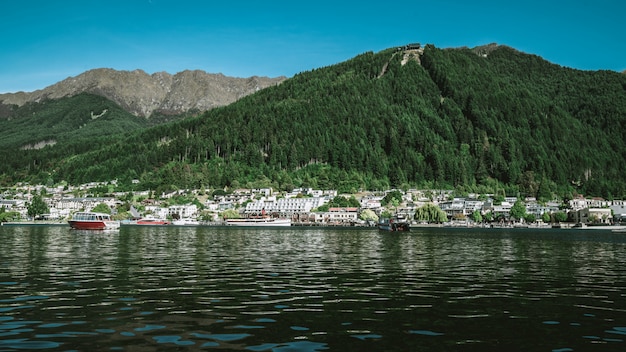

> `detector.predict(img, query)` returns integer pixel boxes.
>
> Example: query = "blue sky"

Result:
[1,0,624,93]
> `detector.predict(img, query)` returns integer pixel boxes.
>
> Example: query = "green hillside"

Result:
[2,45,625,198]
[0,93,148,149]
[0,93,148,184]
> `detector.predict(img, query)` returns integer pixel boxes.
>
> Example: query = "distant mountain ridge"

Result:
[0,68,286,117]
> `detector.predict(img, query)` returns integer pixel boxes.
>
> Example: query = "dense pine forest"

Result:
[1,44,625,199]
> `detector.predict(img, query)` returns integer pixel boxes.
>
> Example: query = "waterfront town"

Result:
[1,180,625,227]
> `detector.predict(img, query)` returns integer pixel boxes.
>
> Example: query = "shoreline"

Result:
[3,220,625,231]
[1,221,67,226]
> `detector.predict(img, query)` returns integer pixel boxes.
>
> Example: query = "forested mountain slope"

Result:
[0,93,151,185]
[0,93,148,150]
[2,44,625,198]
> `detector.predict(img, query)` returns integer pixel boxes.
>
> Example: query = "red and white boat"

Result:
[135,216,171,225]
[68,211,120,230]
[124,206,170,225]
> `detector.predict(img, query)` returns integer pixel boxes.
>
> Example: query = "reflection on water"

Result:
[1,225,625,351]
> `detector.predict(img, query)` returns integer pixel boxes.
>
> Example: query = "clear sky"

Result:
[1,0,624,93]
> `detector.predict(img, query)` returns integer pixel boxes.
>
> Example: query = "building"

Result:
[144,206,169,219]
[463,199,483,215]
[610,204,626,223]
[526,201,559,218]
[325,207,359,223]
[439,198,466,219]
[569,196,611,211]
[572,208,613,224]
[360,196,382,209]
[168,204,198,219]
[55,197,117,212]
[487,201,513,220]
[307,207,359,224]
[244,197,327,217]
[398,43,421,51]
[0,199,26,218]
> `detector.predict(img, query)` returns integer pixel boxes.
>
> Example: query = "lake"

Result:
[1,225,625,351]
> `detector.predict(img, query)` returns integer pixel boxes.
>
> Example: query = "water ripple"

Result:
[0,226,625,351]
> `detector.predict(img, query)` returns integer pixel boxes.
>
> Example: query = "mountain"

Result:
[0,68,286,117]
[0,93,148,150]
[1,44,625,199]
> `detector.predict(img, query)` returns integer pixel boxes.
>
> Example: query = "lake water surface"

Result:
[1,225,625,351]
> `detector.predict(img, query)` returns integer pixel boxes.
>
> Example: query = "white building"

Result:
[286,188,337,199]
[204,200,219,212]
[244,197,327,216]
[0,199,24,211]
[439,198,466,218]
[526,202,559,218]
[0,199,27,218]
[569,196,610,211]
[55,197,117,212]
[326,207,359,223]
[360,197,382,209]
[309,207,359,223]
[144,206,169,219]
[463,200,483,215]
[169,204,198,219]
[492,201,513,218]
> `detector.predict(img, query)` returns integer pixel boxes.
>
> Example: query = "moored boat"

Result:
[225,217,292,227]
[172,218,200,226]
[135,217,170,225]
[378,217,410,232]
[68,212,120,230]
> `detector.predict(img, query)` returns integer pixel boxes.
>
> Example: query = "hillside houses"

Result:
[360,196,382,209]
[569,195,611,210]
[1,181,625,225]
[219,189,622,225]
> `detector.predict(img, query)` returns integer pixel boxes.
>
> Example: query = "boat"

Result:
[612,227,626,233]
[378,217,410,232]
[172,218,200,226]
[125,206,170,225]
[135,217,170,225]
[68,211,120,230]
[225,217,292,227]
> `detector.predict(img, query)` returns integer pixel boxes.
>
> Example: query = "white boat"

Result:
[172,218,200,226]
[225,217,292,227]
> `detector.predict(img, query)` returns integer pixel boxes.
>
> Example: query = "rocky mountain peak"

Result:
[0,69,286,117]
